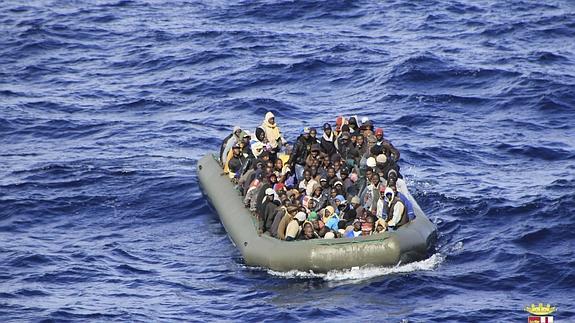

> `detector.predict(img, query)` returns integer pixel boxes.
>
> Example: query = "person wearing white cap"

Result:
[285,211,306,241]
[258,188,278,234]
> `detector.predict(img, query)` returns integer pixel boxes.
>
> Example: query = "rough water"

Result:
[1,0,574,321]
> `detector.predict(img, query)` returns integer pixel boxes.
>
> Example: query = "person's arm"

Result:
[388,203,405,227]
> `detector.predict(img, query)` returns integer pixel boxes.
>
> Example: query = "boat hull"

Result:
[197,154,437,273]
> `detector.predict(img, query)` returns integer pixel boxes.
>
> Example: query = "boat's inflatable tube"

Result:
[197,154,437,273]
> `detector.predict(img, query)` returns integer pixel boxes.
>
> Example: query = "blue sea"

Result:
[1,0,574,321]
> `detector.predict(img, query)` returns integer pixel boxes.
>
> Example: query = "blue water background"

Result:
[1,0,574,321]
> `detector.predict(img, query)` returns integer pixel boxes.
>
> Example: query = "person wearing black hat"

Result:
[320,123,338,158]
[337,132,360,168]
[288,127,314,181]
[348,116,360,137]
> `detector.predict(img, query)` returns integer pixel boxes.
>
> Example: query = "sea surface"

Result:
[1,0,574,321]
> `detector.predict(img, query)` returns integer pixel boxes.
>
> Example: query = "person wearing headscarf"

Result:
[220,126,242,165]
[382,187,409,230]
[260,112,286,159]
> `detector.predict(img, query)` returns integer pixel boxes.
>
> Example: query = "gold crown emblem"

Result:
[524,303,557,316]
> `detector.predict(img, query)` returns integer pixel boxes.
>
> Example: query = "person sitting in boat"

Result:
[220,126,242,165]
[288,127,314,181]
[310,183,327,211]
[337,132,360,168]
[285,211,306,241]
[345,219,363,238]
[388,182,416,221]
[382,187,409,230]
[340,195,362,225]
[305,143,321,169]
[306,211,325,235]
[298,221,319,240]
[224,143,246,180]
[374,217,387,233]
[361,214,375,236]
[332,181,346,200]
[362,173,381,213]
[274,204,297,240]
[372,127,400,163]
[298,169,318,196]
[269,203,295,238]
[320,122,337,158]
[348,116,360,137]
[261,111,287,161]
[259,188,279,234]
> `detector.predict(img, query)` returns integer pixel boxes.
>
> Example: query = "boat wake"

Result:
[266,253,445,282]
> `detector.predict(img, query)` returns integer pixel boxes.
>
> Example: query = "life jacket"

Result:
[387,197,408,228]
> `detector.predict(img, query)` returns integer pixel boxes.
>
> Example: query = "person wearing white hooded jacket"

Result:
[379,187,409,230]
[260,111,286,152]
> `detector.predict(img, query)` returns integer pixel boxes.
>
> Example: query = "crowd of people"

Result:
[219,112,415,241]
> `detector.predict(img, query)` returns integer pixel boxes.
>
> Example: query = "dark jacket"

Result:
[289,135,312,166]
[320,136,337,158]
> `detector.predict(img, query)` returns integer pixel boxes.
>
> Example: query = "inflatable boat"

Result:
[197,154,437,273]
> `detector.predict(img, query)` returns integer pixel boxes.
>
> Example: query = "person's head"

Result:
[384,187,395,205]
[266,111,275,125]
[233,126,242,137]
[242,131,251,145]
[371,173,380,185]
[304,169,312,181]
[295,212,307,224]
[302,222,314,238]
[320,154,329,166]
[265,166,273,177]
[256,127,266,142]
[350,135,357,145]
[312,158,320,168]
[320,177,328,188]
[365,168,373,180]
[340,168,349,180]
[340,133,350,145]
[335,195,345,207]
[387,169,398,182]
[307,198,316,210]
[333,163,341,173]
[318,226,330,238]
[349,116,358,128]
[268,173,278,184]
[265,188,275,201]
[362,216,374,235]
[376,154,387,168]
[302,127,310,139]
[309,127,317,139]
[260,151,270,162]
[356,134,364,146]
[375,218,386,233]
[353,219,361,231]
[375,128,384,140]
[323,123,332,137]
[327,167,336,179]
[273,158,283,171]
[311,144,320,157]
[351,196,360,208]
[232,143,241,156]
[313,184,322,197]
[330,188,338,198]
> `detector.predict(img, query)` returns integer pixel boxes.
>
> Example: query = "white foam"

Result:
[266,253,445,282]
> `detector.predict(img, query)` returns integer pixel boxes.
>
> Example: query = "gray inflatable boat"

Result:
[198,154,437,273]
